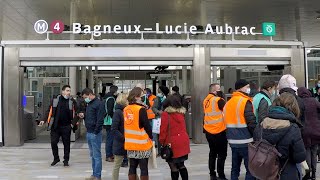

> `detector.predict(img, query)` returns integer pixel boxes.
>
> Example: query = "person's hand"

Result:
[159,111,163,115]
[78,113,84,118]
[38,121,45,126]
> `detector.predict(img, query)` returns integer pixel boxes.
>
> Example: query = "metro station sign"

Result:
[34,20,276,37]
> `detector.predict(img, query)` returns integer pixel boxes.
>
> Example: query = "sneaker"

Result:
[121,161,128,167]
[63,161,69,167]
[51,159,60,166]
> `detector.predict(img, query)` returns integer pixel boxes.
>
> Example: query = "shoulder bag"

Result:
[160,114,173,160]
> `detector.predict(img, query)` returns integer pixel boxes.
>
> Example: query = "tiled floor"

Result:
[0,142,249,180]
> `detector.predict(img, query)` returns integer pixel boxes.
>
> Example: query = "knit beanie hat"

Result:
[235,79,249,90]
[159,86,170,96]
[277,74,298,92]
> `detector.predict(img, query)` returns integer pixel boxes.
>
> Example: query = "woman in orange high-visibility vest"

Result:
[124,87,153,180]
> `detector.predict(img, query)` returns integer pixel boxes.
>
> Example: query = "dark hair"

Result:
[82,88,93,96]
[144,88,152,94]
[109,85,118,93]
[164,94,182,109]
[272,92,300,118]
[128,87,143,103]
[172,86,179,92]
[62,85,71,91]
[261,80,276,90]
[228,88,233,93]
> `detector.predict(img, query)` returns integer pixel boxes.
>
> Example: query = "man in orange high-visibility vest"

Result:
[203,83,228,180]
[224,79,257,180]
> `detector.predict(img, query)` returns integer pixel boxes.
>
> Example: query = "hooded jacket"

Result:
[159,106,190,158]
[297,87,320,148]
[254,106,306,180]
[111,104,126,156]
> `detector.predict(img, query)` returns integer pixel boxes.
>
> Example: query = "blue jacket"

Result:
[85,98,105,134]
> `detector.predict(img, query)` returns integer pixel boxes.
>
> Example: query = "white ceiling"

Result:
[0,0,320,46]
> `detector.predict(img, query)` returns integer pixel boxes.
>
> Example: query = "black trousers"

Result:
[206,131,228,178]
[50,125,72,162]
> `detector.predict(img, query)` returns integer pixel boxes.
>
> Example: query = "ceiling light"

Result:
[317,15,320,20]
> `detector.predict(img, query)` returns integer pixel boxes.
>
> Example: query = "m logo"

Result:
[34,20,48,34]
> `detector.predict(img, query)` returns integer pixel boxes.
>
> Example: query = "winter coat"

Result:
[159,106,190,158]
[111,104,126,156]
[84,98,105,134]
[152,96,166,118]
[103,92,117,119]
[254,106,306,180]
[297,87,320,148]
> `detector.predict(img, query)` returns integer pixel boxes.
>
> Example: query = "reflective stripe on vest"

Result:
[228,138,253,144]
[125,129,147,136]
[203,95,226,134]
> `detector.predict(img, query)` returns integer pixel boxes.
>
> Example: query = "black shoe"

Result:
[218,177,228,180]
[121,161,128,167]
[63,161,69,167]
[51,159,60,166]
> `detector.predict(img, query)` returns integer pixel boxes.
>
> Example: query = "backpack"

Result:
[248,127,290,180]
[103,96,116,126]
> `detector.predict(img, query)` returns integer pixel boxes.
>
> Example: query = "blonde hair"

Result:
[116,93,128,106]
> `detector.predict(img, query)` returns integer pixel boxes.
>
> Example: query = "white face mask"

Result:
[63,95,69,99]
[246,88,251,94]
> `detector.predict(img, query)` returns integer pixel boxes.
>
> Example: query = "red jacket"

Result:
[159,106,190,158]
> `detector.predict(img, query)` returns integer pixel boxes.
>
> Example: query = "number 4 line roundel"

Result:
[50,20,64,34]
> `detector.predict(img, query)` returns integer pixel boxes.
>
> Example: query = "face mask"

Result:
[246,88,251,94]
[63,95,69,99]
[157,93,163,97]
[84,97,91,103]
[317,83,320,88]
[271,90,276,96]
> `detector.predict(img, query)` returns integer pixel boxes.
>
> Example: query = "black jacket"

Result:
[131,103,153,140]
[254,106,306,180]
[242,92,257,135]
[104,92,117,119]
[111,104,126,156]
[85,98,105,134]
[43,95,77,130]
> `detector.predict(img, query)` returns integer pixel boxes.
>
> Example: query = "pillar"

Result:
[175,71,180,89]
[223,67,237,93]
[182,66,187,94]
[88,66,94,90]
[211,66,218,83]
[191,46,211,144]
[81,66,86,90]
[95,66,99,94]
[3,48,24,146]
[290,46,305,87]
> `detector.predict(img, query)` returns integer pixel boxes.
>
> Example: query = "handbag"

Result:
[160,114,173,160]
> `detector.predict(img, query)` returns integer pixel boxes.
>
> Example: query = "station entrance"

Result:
[0,40,305,146]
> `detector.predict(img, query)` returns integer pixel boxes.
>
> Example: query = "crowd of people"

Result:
[38,73,320,180]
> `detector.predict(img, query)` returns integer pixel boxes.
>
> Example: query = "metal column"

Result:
[88,66,94,89]
[95,66,99,94]
[211,66,218,83]
[182,66,187,94]
[191,46,211,144]
[3,48,24,146]
[81,66,86,90]
[175,71,180,88]
[290,47,305,87]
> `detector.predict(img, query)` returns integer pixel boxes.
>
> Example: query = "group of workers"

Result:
[38,73,320,180]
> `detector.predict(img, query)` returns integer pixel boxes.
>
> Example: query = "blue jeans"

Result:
[87,132,102,178]
[231,147,254,180]
[105,125,114,158]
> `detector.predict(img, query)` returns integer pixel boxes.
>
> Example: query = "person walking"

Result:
[254,92,306,180]
[203,83,228,180]
[252,80,276,123]
[298,87,320,180]
[104,85,118,162]
[82,88,105,180]
[159,94,190,180]
[111,93,129,180]
[39,85,77,167]
[223,79,257,180]
[124,87,153,180]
